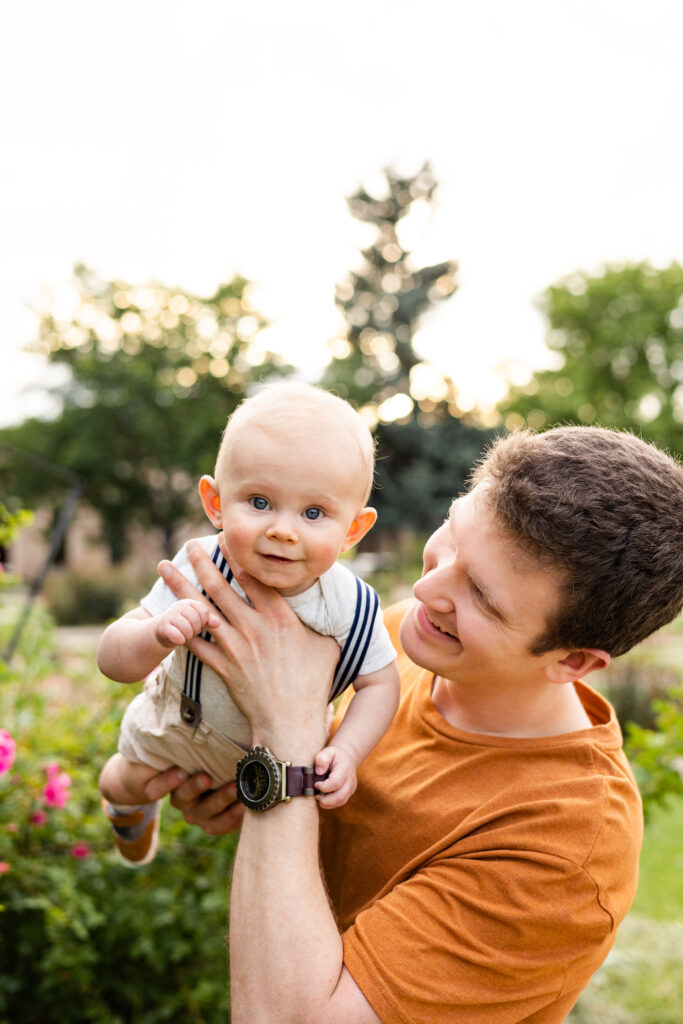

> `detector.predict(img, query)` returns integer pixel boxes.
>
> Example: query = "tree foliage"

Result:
[371,416,496,533]
[500,261,683,455]
[1,264,290,560]
[323,162,459,417]
[321,163,492,534]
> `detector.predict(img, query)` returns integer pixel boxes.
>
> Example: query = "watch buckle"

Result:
[302,766,316,797]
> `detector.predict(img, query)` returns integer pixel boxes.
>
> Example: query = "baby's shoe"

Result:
[103,799,161,866]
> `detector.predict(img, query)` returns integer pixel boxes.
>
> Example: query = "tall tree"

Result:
[1,264,290,560]
[323,162,459,417]
[323,165,494,535]
[500,262,683,455]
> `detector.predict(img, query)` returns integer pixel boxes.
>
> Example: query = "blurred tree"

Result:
[372,417,496,532]
[321,163,493,534]
[499,262,683,455]
[323,162,459,417]
[0,264,290,561]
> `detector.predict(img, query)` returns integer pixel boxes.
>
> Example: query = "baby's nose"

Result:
[266,516,298,542]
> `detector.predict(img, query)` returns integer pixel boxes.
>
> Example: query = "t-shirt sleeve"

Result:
[139,539,208,616]
[318,564,397,675]
[341,852,613,1024]
[357,610,397,676]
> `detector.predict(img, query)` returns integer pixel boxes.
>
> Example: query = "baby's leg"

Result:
[99,752,158,806]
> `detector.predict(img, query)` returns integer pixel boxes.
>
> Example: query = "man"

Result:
[146,426,683,1024]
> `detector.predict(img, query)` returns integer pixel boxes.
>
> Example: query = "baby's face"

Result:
[215,421,369,596]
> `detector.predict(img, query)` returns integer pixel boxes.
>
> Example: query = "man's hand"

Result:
[157,540,339,762]
[144,767,244,835]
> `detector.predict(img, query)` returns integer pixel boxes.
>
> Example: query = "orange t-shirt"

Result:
[319,601,643,1024]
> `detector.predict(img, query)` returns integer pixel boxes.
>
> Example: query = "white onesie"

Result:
[116,535,397,784]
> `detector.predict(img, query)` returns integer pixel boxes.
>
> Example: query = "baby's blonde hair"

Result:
[216,382,376,505]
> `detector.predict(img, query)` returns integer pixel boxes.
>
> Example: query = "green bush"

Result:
[566,915,683,1024]
[41,566,149,625]
[1,626,236,1023]
[595,658,682,734]
[625,687,683,819]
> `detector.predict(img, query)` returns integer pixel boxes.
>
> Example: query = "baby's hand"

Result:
[154,599,221,649]
[314,744,358,810]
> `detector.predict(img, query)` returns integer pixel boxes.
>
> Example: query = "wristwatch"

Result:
[235,746,328,811]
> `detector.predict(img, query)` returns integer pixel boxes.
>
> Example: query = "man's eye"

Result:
[304,507,324,521]
[250,496,270,511]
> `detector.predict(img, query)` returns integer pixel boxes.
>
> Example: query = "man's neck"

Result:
[430,675,593,738]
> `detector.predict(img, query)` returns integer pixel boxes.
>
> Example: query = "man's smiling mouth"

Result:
[420,605,459,642]
[433,620,458,639]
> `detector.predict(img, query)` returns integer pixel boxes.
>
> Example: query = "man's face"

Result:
[399,488,563,688]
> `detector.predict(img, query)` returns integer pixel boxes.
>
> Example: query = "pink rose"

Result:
[6,822,18,833]
[0,862,10,874]
[31,809,49,825]
[71,842,90,859]
[43,762,71,809]
[0,729,16,775]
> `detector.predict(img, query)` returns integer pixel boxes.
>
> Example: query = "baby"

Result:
[97,383,400,864]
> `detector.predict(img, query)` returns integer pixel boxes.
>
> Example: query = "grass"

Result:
[631,797,683,920]
[565,796,683,1023]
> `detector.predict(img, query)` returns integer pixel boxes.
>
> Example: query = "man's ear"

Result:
[198,475,223,529]
[341,507,377,552]
[544,648,611,684]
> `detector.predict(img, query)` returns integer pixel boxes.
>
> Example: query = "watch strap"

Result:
[286,765,329,798]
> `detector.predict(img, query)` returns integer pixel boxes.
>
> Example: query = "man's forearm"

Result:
[229,799,344,1024]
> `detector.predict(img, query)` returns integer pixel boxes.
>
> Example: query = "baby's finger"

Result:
[315,747,335,775]
[316,789,346,810]
[163,622,190,645]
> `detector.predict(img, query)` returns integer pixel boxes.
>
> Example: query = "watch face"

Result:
[242,761,270,802]
[236,747,282,811]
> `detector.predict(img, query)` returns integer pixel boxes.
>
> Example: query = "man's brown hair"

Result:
[470,426,683,657]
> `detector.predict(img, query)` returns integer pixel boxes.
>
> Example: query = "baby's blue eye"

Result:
[304,507,324,521]
[250,496,270,511]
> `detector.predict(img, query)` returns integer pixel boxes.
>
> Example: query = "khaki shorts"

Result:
[118,670,250,786]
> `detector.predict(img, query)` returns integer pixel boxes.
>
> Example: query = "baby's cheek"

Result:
[315,536,346,570]
[221,521,256,563]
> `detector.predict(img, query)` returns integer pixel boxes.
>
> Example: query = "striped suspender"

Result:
[329,576,380,700]
[179,548,379,726]
[180,543,232,727]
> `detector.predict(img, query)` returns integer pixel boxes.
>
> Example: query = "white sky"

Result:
[2,0,683,427]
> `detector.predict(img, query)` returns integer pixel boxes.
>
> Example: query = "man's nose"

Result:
[413,565,455,614]
[266,515,299,543]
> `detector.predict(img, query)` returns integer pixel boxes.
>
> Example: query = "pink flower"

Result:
[6,822,18,833]
[31,809,49,825]
[71,842,90,859]
[43,762,71,809]
[0,862,10,874]
[0,729,16,775]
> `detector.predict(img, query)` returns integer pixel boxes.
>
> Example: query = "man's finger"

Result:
[217,537,290,613]
[143,766,191,802]
[158,559,202,601]
[183,541,252,619]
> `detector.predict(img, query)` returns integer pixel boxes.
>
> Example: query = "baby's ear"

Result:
[342,508,377,552]
[198,475,222,529]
